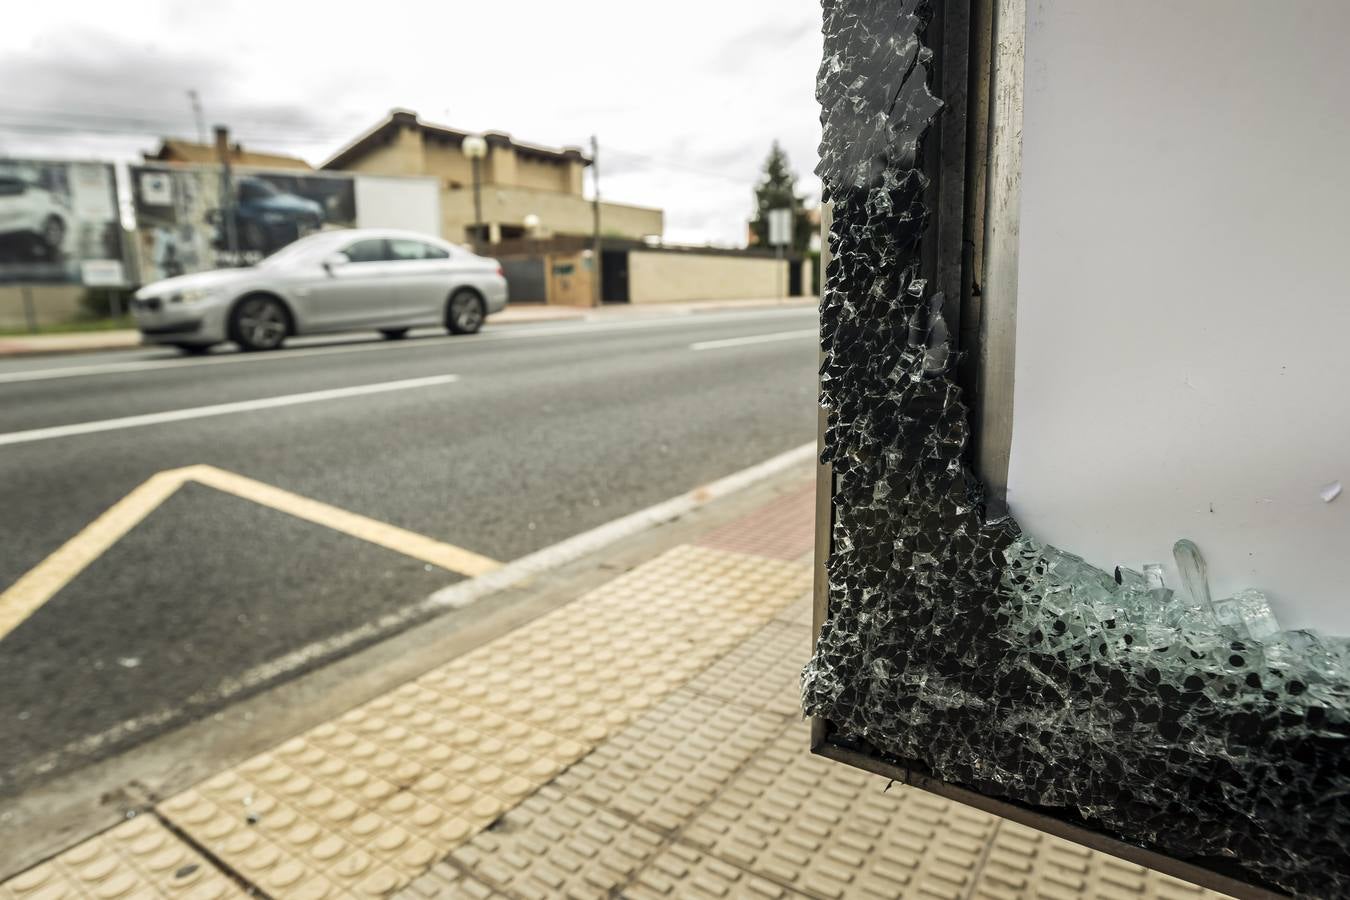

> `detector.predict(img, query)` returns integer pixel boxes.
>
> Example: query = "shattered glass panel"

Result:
[801,3,1350,896]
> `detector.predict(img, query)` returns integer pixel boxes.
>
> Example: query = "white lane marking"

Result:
[0,308,817,386]
[689,329,817,351]
[1,441,817,785]
[0,375,458,447]
[0,341,414,385]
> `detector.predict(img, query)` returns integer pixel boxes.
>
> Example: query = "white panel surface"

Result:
[1007,1,1350,632]
[354,175,441,238]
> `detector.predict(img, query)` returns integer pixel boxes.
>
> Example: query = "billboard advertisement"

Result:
[0,159,125,284]
[130,165,357,282]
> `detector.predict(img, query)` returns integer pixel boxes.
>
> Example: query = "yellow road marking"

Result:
[182,465,501,579]
[0,469,189,641]
[0,464,501,642]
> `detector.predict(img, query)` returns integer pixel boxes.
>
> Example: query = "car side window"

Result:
[342,239,388,263]
[388,239,449,261]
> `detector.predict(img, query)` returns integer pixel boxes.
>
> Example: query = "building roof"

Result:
[321,109,590,171]
[146,139,313,170]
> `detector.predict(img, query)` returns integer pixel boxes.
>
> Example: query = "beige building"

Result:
[322,110,663,245]
[146,139,313,171]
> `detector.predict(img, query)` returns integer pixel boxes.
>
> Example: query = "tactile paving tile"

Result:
[683,720,998,900]
[1,813,243,900]
[683,621,810,717]
[420,545,811,745]
[624,842,815,900]
[773,594,816,630]
[697,483,817,561]
[397,862,505,899]
[970,821,1233,900]
[551,689,784,834]
[156,545,809,898]
[438,785,665,900]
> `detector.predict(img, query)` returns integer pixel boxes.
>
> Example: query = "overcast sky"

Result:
[0,1,823,246]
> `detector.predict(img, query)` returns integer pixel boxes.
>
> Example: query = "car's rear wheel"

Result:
[446,289,485,335]
[230,295,288,352]
[380,329,409,340]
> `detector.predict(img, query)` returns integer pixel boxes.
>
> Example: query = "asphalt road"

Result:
[0,307,818,796]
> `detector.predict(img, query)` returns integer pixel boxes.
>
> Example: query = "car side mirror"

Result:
[321,252,348,275]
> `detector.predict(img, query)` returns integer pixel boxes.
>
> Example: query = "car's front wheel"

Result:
[230,295,289,352]
[446,289,485,335]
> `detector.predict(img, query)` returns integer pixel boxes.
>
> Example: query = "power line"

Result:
[0,105,360,147]
[0,100,359,136]
[0,117,342,145]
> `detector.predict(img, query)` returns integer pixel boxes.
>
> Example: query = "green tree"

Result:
[749,141,813,253]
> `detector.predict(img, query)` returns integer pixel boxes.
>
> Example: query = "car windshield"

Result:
[244,178,279,197]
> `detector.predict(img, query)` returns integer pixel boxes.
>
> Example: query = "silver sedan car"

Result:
[131,228,508,353]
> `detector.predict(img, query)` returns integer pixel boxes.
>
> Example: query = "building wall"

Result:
[486,144,517,188]
[0,284,87,329]
[515,155,570,193]
[441,186,663,244]
[564,159,585,195]
[421,138,476,187]
[338,125,426,178]
[626,251,788,304]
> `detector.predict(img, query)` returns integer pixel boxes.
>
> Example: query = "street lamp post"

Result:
[462,134,487,249]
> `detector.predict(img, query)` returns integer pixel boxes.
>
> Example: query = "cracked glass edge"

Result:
[800,2,1349,895]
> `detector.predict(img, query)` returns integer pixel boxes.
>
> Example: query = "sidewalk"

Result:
[0,298,814,358]
[0,476,1227,900]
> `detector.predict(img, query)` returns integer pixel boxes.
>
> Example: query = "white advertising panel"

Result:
[1007,1,1350,633]
[354,175,441,240]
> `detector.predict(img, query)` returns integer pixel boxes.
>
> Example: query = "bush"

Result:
[79,287,136,320]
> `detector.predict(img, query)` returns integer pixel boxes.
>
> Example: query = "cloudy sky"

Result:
[0,1,823,246]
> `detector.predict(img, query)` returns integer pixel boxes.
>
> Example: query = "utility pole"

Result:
[471,155,483,247]
[461,135,487,251]
[776,240,784,300]
[590,135,602,306]
[214,125,240,263]
[188,90,206,145]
